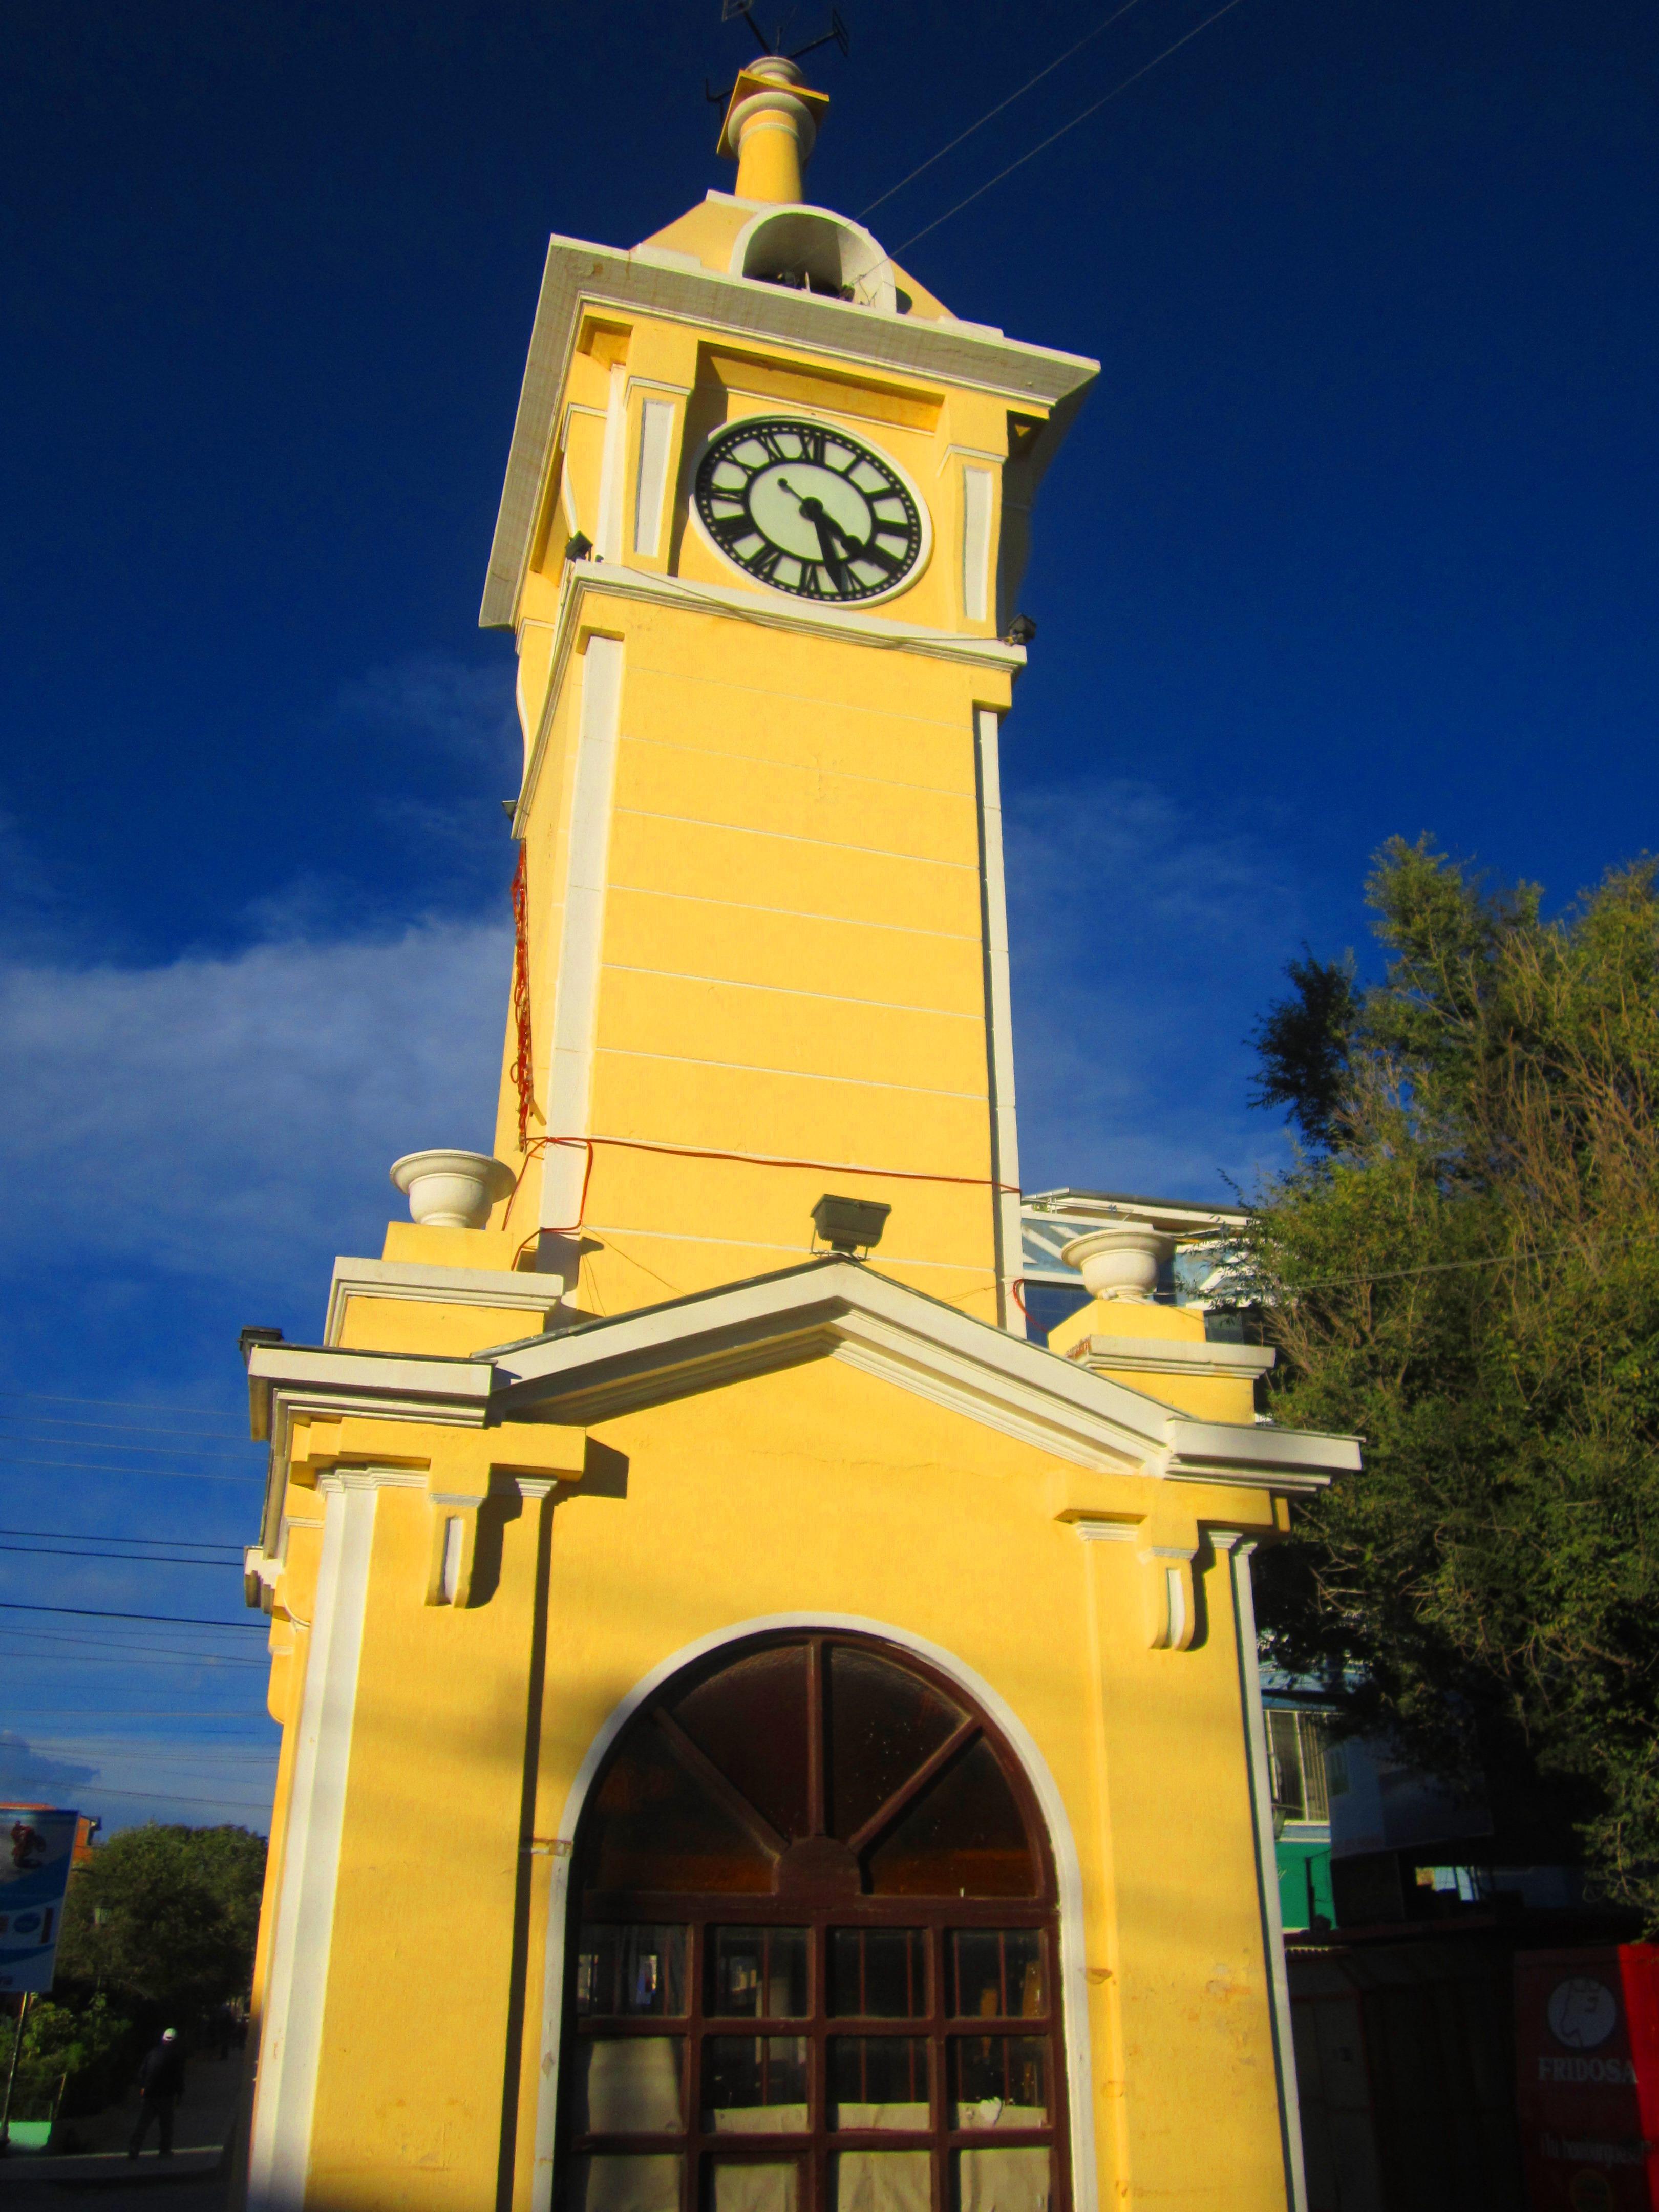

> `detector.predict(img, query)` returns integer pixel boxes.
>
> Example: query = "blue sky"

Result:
[1,0,1654,1830]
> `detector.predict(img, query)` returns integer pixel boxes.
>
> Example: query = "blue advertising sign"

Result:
[0,1808,80,1994]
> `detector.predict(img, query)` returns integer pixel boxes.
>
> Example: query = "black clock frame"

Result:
[693,417,927,605]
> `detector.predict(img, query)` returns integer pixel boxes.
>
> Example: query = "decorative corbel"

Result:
[426,1489,483,1608]
[1138,1504,1200,1651]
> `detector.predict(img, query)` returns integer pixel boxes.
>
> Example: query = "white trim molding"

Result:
[493,1258,1360,1491]
[540,632,625,1245]
[323,1259,566,1347]
[974,708,1022,1330]
[246,1479,377,2212]
[1219,1534,1308,2212]
[1066,1335,1277,1384]
[528,1612,1100,2212]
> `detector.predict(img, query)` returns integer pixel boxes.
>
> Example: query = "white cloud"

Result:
[0,1730,98,1798]
[1005,777,1303,1199]
[0,918,509,1300]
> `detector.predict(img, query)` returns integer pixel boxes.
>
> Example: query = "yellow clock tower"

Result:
[238,56,1358,2212]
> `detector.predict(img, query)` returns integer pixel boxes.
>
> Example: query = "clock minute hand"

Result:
[780,480,856,588]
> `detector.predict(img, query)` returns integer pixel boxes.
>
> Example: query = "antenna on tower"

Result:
[706,2,848,102]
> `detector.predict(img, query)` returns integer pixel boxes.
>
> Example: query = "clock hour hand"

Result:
[779,478,857,588]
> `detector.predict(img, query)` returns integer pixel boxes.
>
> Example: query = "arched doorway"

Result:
[562,1631,1067,2212]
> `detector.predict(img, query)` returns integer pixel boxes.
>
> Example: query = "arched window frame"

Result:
[556,1629,1074,2212]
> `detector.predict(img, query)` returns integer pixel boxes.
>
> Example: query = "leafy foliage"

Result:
[3,1994,140,2121]
[1247,945,1358,1152]
[55,1824,266,2022]
[1248,838,1659,1921]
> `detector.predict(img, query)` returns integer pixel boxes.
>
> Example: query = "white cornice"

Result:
[1067,1335,1277,1382]
[323,1258,567,1348]
[513,561,1027,833]
[481,228,1099,631]
[489,1261,1358,1491]
[245,1342,499,1559]
[243,1263,1358,1582]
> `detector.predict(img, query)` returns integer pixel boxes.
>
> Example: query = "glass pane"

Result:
[949,2039,1048,2126]
[866,1742,1035,1899]
[578,1926,689,2017]
[833,2150,933,2211]
[1299,1714,1331,1824]
[703,2037,810,2132]
[949,1933,1043,2020]
[568,2152,683,2212]
[573,2039,684,2135]
[831,1928,927,2019]
[954,2147,1050,2212]
[829,1645,965,1841]
[708,1928,810,2019]
[670,1645,811,1842]
[1267,1709,1304,1819]
[830,2037,930,2128]
[707,2160,800,2212]
[583,1730,774,1895]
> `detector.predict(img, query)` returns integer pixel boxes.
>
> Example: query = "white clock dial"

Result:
[693,417,927,604]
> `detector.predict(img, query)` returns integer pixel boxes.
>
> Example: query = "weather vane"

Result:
[706,0,848,103]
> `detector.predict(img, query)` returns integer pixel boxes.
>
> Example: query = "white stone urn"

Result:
[389,1149,516,1229]
[1060,1220,1175,1303]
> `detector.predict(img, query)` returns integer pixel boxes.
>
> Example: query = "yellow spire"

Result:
[717,54,830,203]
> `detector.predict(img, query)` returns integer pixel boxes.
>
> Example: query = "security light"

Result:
[565,531,594,563]
[1005,613,1037,647]
[812,1193,890,1256]
[239,1325,284,1366]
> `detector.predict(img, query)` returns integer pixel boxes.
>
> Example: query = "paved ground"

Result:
[0,2053,245,2211]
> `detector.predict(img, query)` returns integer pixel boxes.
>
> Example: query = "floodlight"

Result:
[812,1193,891,1256]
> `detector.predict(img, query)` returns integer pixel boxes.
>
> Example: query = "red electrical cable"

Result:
[509,845,536,1152]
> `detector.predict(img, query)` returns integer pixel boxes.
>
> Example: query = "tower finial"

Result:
[711,6,846,204]
[717,54,828,204]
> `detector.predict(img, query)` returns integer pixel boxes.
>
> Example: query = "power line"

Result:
[0,1525,243,1554]
[0,1455,256,1484]
[70,1784,271,1814]
[860,0,1154,219]
[0,1600,263,1630]
[0,1425,257,1460]
[0,1543,241,1567]
[891,0,1252,258]
[0,1390,243,1422]
[0,1413,251,1447]
[0,1646,267,1669]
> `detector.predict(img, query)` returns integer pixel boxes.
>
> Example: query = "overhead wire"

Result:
[859,0,1154,219]
[0,1415,253,1452]
[0,1389,244,1422]
[889,0,1252,259]
[0,1543,242,1567]
[0,1599,263,1630]
[0,1455,256,1484]
[0,1525,243,1553]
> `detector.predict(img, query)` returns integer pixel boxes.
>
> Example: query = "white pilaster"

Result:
[246,1479,377,2212]
[974,706,1023,1330]
[540,634,625,1241]
[1222,1535,1308,2212]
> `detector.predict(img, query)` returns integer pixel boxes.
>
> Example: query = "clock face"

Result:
[693,417,927,604]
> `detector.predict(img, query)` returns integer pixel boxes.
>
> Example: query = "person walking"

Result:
[126,2029,186,2158]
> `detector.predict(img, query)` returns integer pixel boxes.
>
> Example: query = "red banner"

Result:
[1516,1947,1659,2211]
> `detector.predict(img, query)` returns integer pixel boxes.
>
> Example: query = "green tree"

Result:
[55,1824,266,2022]
[4,1995,139,2121]
[1247,838,1659,1921]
